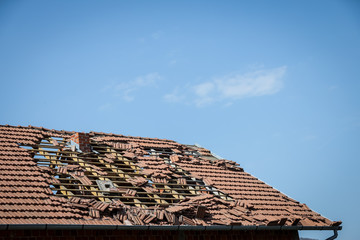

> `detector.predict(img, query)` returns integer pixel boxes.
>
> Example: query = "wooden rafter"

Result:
[24,137,233,208]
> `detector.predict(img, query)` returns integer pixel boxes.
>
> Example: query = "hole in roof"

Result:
[17,135,234,207]
[19,145,32,150]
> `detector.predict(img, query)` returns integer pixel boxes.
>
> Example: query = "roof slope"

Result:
[0,124,341,227]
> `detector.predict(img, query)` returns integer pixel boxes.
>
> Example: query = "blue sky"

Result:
[1,1,359,239]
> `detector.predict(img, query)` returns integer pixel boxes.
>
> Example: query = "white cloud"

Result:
[152,31,162,40]
[97,103,113,111]
[164,86,188,103]
[164,66,286,107]
[140,73,161,85]
[213,66,286,99]
[169,59,177,66]
[328,85,338,91]
[136,37,146,43]
[106,73,161,101]
[194,82,215,97]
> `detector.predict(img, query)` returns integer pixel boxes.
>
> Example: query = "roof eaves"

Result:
[0,224,342,231]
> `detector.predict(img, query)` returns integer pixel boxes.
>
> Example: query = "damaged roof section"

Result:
[0,125,341,227]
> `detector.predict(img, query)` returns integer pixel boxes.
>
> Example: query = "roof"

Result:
[0,124,341,228]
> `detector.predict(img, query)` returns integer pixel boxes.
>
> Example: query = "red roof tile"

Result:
[0,124,341,228]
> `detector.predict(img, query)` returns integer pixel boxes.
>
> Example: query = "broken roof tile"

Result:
[0,124,340,228]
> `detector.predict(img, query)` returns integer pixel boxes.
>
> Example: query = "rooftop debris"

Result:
[0,124,341,227]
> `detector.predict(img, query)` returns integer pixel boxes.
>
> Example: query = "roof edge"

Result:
[0,224,342,231]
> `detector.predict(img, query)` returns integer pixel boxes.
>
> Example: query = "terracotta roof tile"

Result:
[0,124,340,227]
